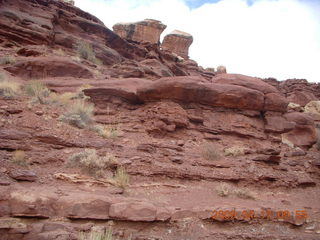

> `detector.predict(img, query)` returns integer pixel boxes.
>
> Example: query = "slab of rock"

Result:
[9,191,56,218]
[67,200,111,220]
[9,170,37,182]
[137,76,265,111]
[161,30,193,59]
[264,115,295,133]
[282,112,317,147]
[109,201,157,221]
[5,57,93,79]
[212,74,278,94]
[113,19,166,44]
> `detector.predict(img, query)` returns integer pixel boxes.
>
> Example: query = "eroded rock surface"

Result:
[162,30,193,59]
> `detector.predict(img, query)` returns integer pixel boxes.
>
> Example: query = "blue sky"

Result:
[75,0,320,82]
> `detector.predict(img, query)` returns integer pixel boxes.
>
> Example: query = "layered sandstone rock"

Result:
[282,112,318,147]
[161,30,193,59]
[137,75,288,112]
[113,19,166,44]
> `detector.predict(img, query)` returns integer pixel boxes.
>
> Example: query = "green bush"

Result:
[59,100,94,128]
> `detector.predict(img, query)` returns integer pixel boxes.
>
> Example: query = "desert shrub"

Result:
[67,149,117,177]
[76,41,95,61]
[216,183,232,197]
[90,124,121,138]
[76,41,102,65]
[79,228,113,240]
[59,100,94,128]
[216,183,256,200]
[201,142,220,161]
[24,80,51,104]
[0,56,16,65]
[12,150,28,166]
[113,166,129,189]
[233,188,256,200]
[216,65,227,74]
[224,146,246,157]
[54,48,66,57]
[0,79,21,99]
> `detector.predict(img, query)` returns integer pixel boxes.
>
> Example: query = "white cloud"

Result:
[75,0,320,82]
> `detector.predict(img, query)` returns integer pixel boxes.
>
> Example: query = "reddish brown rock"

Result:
[113,19,166,44]
[264,115,295,133]
[9,191,56,218]
[161,30,193,59]
[137,76,265,111]
[212,74,278,94]
[67,200,111,220]
[109,201,157,221]
[264,93,288,112]
[287,91,318,107]
[9,170,37,182]
[282,112,317,147]
[5,57,93,79]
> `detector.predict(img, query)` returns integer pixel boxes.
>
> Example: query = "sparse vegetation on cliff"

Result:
[0,78,21,99]
[12,150,28,167]
[76,41,102,65]
[0,56,16,65]
[79,228,113,240]
[24,80,51,104]
[216,183,256,200]
[60,100,94,128]
[67,149,117,177]
[113,166,129,189]
[201,142,220,160]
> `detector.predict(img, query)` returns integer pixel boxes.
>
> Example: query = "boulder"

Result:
[161,30,193,59]
[304,100,320,120]
[113,19,166,44]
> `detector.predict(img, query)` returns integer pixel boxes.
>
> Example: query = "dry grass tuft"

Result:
[201,142,220,161]
[224,146,246,157]
[67,149,117,177]
[59,100,94,128]
[24,80,51,104]
[0,56,16,65]
[113,166,129,189]
[0,79,21,99]
[76,41,102,65]
[79,228,113,240]
[216,183,256,200]
[90,125,121,138]
[12,150,28,166]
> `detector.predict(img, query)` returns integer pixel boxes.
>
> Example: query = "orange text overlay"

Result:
[211,209,308,221]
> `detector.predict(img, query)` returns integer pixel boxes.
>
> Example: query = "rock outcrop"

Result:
[1,0,320,239]
[161,30,193,59]
[113,19,166,44]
